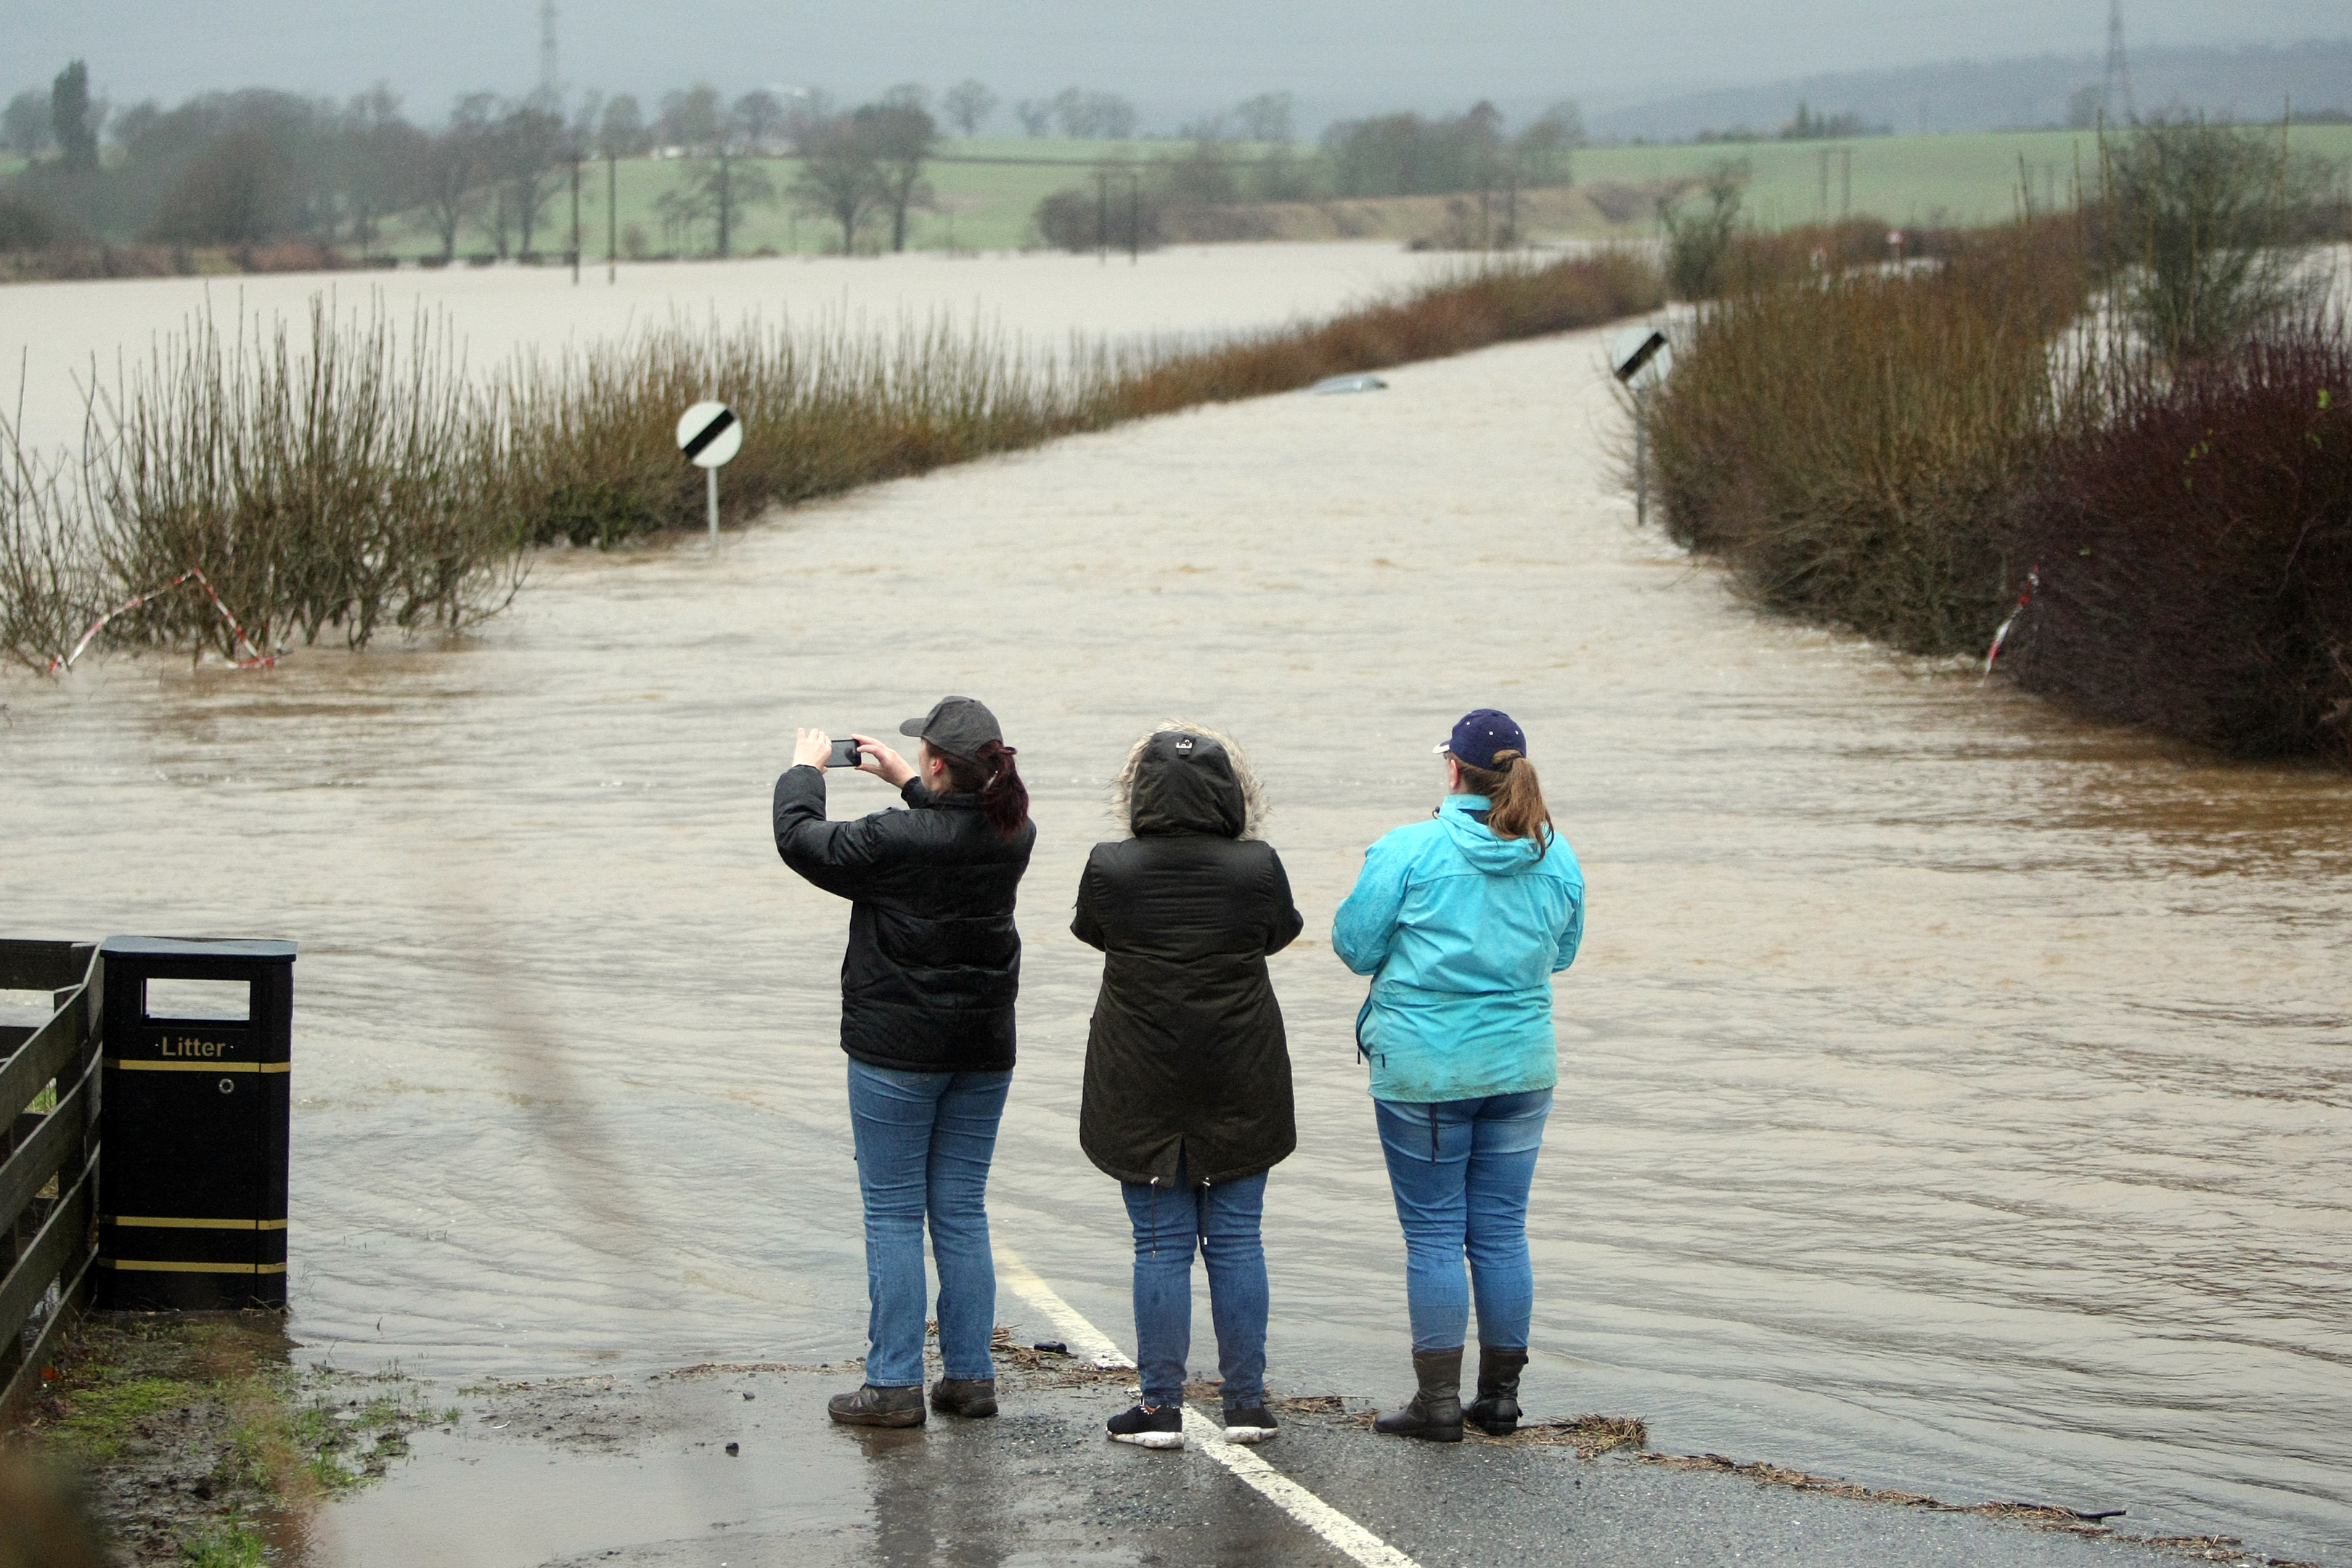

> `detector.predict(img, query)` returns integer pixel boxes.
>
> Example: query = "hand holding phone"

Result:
[828,737,867,770]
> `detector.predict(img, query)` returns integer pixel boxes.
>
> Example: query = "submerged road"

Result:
[5,291,2349,1564]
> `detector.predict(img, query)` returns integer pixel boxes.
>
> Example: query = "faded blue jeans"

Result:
[846,1060,1012,1387]
[1120,1161,1270,1413]
[1373,1089,1552,1352]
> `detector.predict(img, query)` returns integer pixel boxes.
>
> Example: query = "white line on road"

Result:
[996,1246,1424,1568]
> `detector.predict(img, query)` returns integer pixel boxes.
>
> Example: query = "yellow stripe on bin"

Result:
[106,1216,289,1231]
[107,1058,289,1073]
[98,1259,288,1274]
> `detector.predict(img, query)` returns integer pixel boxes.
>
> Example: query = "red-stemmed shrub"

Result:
[2001,314,2352,764]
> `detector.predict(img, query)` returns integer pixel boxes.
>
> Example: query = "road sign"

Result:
[677,401,741,545]
[676,401,742,469]
[1610,329,1671,391]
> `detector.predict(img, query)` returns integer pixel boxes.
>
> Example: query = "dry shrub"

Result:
[1648,216,2091,653]
[2003,311,2352,762]
[500,250,1662,546]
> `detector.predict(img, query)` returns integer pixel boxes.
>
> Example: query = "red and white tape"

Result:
[48,568,277,674]
[1981,565,2041,684]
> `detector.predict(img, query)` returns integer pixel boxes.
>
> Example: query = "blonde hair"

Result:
[1110,719,1268,840]
[1452,748,1553,856]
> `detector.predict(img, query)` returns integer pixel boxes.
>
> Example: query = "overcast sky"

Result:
[8,0,2346,126]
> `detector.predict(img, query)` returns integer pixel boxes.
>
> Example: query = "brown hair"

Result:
[1451,748,1553,856]
[936,739,1030,841]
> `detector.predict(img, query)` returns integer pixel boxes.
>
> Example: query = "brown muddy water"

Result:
[3,261,2349,1562]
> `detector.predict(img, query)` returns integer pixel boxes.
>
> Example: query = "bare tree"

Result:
[420,94,496,261]
[3,90,52,160]
[790,113,882,253]
[1231,91,1294,144]
[494,101,565,256]
[657,83,722,153]
[51,60,99,173]
[857,98,939,251]
[731,89,784,153]
[597,94,649,158]
[942,79,997,137]
[340,85,428,253]
[1013,99,1051,138]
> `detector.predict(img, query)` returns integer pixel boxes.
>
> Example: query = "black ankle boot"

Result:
[1466,1344,1528,1436]
[1373,1348,1463,1442]
[929,1377,998,1418]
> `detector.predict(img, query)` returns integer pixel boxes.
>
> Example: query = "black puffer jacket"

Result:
[1074,732,1304,1185]
[774,765,1034,1072]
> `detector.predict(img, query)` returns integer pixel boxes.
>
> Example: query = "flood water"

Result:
[4,250,2349,1564]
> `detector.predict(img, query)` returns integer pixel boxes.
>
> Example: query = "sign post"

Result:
[676,401,743,547]
[1610,329,1673,531]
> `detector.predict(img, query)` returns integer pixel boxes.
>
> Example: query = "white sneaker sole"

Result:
[1222,1426,1277,1445]
[1110,1431,1185,1450]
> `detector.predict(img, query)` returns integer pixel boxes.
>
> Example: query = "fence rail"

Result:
[0,939,102,1428]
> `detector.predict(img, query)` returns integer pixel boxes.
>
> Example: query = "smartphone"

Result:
[827,738,867,770]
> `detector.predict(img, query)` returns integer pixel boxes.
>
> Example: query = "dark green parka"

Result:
[1073,730,1304,1186]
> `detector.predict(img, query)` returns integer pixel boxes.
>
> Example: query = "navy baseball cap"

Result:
[1435,709,1527,769]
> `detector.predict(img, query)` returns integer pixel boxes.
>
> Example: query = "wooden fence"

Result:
[0,939,102,1427]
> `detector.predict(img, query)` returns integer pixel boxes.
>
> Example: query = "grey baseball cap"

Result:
[898,695,1003,761]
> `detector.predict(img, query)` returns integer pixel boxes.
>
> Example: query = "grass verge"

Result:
[4,1312,453,1566]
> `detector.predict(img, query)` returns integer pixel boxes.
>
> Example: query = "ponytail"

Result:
[939,739,1031,841]
[1453,749,1553,857]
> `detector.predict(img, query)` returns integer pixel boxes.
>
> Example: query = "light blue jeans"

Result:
[845,1060,1012,1387]
[1120,1162,1270,1413]
[1373,1089,1552,1352]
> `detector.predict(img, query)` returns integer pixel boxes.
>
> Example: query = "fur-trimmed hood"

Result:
[1110,719,1267,841]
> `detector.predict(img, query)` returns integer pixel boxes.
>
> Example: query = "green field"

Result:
[1577,125,2352,230]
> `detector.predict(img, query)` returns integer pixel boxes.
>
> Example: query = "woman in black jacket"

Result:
[1074,723,1303,1450]
[775,696,1034,1430]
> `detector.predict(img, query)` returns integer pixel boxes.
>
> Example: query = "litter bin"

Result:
[95,936,295,1310]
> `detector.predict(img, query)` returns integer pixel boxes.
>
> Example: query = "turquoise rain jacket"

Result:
[1332,795,1584,1103]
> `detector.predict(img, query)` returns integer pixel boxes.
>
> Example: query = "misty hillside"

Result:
[1589,39,2352,141]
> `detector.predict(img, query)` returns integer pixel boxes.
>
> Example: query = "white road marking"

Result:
[996,1246,1424,1568]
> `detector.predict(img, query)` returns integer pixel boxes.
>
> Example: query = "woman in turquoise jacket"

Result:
[1333,709,1584,1442]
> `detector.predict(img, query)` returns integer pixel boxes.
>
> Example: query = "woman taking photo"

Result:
[1333,709,1585,1443]
[774,695,1033,1429]
[1074,723,1304,1450]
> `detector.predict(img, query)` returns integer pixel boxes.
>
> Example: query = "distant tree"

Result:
[340,85,428,252]
[657,83,723,152]
[597,94,649,158]
[942,79,997,137]
[420,94,497,261]
[147,128,293,245]
[791,112,883,253]
[731,89,785,152]
[4,89,52,160]
[494,101,566,256]
[51,60,99,173]
[2100,116,2336,359]
[780,89,836,144]
[881,83,931,114]
[1322,103,1506,198]
[1013,99,1051,138]
[1659,160,1747,300]
[1051,89,1135,139]
[2066,84,2104,130]
[857,97,939,251]
[687,150,777,256]
[1514,101,1583,187]
[1231,91,1294,144]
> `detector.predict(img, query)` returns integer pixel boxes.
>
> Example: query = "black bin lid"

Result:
[101,936,298,963]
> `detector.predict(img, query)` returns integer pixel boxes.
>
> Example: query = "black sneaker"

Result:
[828,1383,925,1428]
[1222,1405,1278,1445]
[1106,1402,1185,1450]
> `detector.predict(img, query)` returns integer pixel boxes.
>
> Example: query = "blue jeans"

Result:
[1120,1162,1270,1413]
[845,1060,1012,1387]
[1374,1090,1551,1353]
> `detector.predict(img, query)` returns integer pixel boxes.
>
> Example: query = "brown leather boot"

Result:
[1466,1344,1528,1437]
[827,1383,926,1427]
[1373,1349,1463,1442]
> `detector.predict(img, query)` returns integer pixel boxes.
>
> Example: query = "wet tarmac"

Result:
[4,259,2350,1564]
[304,1360,2245,1568]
